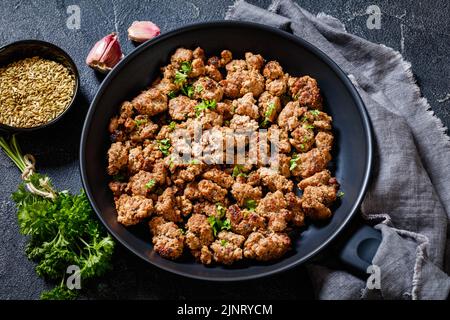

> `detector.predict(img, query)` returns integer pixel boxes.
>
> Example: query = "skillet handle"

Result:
[338,225,382,275]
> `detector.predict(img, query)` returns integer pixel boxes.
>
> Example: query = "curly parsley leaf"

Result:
[174,61,192,85]
[260,102,276,128]
[167,91,177,99]
[40,285,78,300]
[134,118,148,126]
[189,159,200,165]
[289,154,300,171]
[14,185,115,300]
[232,165,247,178]
[112,173,126,182]
[157,139,172,156]
[221,218,231,231]
[195,99,217,117]
[180,61,192,74]
[260,119,269,128]
[245,199,257,211]
[174,71,187,85]
[310,109,320,116]
[168,121,177,131]
[265,102,276,118]
[0,136,115,300]
[195,84,204,93]
[207,216,231,236]
[181,84,194,98]
[216,203,227,218]
[145,179,156,189]
[208,216,219,236]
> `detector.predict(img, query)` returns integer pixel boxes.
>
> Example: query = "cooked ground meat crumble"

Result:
[106,47,340,265]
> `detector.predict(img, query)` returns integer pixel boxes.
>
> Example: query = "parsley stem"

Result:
[11,135,26,171]
[0,135,26,172]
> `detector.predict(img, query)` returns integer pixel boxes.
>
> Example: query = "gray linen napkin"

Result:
[226,0,450,300]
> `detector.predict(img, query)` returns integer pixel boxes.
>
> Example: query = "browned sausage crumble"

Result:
[106,47,340,265]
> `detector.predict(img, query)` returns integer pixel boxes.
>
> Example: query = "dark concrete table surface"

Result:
[0,0,449,300]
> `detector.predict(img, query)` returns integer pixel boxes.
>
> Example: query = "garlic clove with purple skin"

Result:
[86,33,124,73]
[128,21,161,43]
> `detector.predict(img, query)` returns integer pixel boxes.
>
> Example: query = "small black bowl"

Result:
[0,40,79,133]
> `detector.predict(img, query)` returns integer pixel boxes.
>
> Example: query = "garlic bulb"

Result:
[86,33,123,73]
[128,21,161,43]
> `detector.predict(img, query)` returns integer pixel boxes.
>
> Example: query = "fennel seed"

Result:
[0,56,75,128]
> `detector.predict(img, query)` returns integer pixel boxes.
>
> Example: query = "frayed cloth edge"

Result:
[224,0,245,20]
[378,44,450,144]
[350,68,431,300]
[386,226,429,300]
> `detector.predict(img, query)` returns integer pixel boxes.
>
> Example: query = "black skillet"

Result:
[80,21,380,281]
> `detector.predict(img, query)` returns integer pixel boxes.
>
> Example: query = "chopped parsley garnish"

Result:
[157,139,171,156]
[174,71,188,85]
[290,154,300,171]
[145,179,156,189]
[167,91,177,99]
[222,218,231,231]
[216,203,227,218]
[195,99,217,117]
[189,159,200,165]
[260,119,270,128]
[304,124,315,130]
[134,118,148,126]
[168,157,175,169]
[195,84,204,93]
[179,228,186,235]
[232,165,247,178]
[232,165,240,177]
[220,239,228,247]
[300,143,305,150]
[174,61,192,85]
[260,102,276,128]
[265,102,276,118]
[181,84,194,98]
[337,191,345,199]
[180,61,192,74]
[245,199,257,211]
[208,216,231,236]
[310,109,320,116]
[112,173,126,182]
[168,121,177,131]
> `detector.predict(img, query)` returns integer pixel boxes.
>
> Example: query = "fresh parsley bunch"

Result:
[0,135,115,300]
